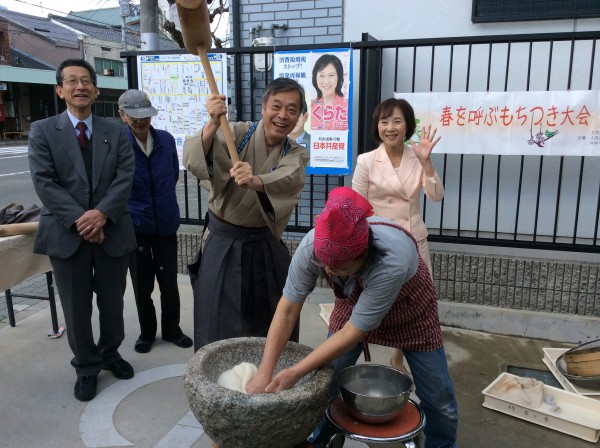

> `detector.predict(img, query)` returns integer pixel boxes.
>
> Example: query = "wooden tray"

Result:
[543,348,600,395]
[564,342,600,376]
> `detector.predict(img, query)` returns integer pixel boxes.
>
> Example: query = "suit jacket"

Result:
[352,143,444,241]
[28,111,136,259]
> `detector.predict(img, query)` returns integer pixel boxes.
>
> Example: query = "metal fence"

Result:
[359,31,600,253]
[143,30,600,252]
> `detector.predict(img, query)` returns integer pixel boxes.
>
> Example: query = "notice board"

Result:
[136,53,227,168]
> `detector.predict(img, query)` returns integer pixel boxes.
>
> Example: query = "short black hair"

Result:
[312,54,344,99]
[262,77,305,112]
[300,98,308,115]
[371,98,416,144]
[56,58,97,86]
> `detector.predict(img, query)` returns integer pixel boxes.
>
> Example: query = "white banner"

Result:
[394,91,600,156]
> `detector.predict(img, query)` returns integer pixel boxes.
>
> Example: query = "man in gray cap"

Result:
[119,89,192,354]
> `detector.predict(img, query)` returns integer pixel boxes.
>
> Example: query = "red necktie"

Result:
[76,121,89,148]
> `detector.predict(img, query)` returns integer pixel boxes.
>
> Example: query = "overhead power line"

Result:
[11,0,129,28]
[7,0,176,46]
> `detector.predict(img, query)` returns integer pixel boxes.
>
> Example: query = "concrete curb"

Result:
[0,139,28,146]
[439,301,600,344]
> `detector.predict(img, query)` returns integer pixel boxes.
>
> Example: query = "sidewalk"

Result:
[0,274,592,448]
[0,137,28,147]
[0,273,53,325]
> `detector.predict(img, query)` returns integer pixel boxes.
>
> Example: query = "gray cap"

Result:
[118,89,158,119]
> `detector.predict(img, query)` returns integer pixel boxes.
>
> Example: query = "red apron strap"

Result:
[325,222,417,362]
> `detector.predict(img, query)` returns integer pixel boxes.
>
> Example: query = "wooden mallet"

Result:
[176,0,239,163]
[0,222,39,237]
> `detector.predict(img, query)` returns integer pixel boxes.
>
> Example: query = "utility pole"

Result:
[119,0,130,50]
[140,0,159,51]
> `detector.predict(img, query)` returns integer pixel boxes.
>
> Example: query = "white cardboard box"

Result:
[542,348,600,397]
[319,303,334,326]
[482,372,600,442]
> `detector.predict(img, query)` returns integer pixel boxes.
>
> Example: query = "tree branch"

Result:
[163,0,228,49]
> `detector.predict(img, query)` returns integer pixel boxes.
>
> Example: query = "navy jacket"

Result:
[127,126,180,236]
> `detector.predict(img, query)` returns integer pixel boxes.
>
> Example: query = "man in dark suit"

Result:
[28,58,136,401]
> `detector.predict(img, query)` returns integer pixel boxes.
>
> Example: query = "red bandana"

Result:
[314,187,374,267]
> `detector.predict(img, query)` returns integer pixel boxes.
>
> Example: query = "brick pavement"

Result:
[0,273,57,326]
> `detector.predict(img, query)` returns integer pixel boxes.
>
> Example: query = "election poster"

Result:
[275,48,353,175]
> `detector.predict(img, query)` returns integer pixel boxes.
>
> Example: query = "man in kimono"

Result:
[183,78,309,350]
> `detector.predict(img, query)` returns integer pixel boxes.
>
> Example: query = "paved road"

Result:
[0,144,40,208]
[0,142,206,228]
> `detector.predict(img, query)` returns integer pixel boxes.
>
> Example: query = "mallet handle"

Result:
[197,46,239,163]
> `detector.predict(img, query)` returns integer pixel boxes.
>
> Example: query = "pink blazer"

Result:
[352,144,444,241]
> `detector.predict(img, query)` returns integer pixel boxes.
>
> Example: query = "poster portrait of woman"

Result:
[310,53,349,131]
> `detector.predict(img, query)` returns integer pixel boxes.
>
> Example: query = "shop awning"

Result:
[0,66,127,90]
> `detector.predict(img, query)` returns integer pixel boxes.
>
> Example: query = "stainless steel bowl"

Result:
[337,364,413,424]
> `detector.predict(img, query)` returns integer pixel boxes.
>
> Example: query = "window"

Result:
[94,58,125,77]
[0,31,6,62]
[472,0,600,23]
[94,90,121,119]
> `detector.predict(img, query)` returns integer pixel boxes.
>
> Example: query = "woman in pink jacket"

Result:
[352,97,444,374]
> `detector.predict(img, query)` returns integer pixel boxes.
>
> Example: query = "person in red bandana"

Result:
[246,186,458,448]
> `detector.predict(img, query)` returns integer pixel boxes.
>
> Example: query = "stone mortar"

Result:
[183,337,334,448]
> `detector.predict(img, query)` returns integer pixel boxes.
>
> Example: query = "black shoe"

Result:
[162,333,193,348]
[74,375,97,401]
[134,337,154,353]
[102,359,134,379]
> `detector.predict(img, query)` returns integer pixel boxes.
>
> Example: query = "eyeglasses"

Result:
[62,78,94,87]
[127,116,152,121]
[310,252,365,277]
[310,254,327,269]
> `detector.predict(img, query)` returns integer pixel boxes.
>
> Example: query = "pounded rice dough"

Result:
[217,362,258,393]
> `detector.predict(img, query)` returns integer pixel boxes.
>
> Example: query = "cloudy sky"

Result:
[1,0,121,17]
[1,0,229,40]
